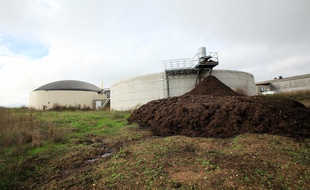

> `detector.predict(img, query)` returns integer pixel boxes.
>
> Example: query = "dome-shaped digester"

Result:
[29,80,106,110]
[34,80,101,92]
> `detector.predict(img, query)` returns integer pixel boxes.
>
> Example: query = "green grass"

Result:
[27,146,48,156]
[0,107,309,189]
[0,108,132,189]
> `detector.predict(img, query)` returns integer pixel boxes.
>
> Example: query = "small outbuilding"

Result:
[29,80,108,110]
[256,73,310,95]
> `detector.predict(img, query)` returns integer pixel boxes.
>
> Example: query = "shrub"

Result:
[0,108,65,148]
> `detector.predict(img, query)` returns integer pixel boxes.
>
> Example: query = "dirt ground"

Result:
[15,133,310,189]
[128,75,310,138]
[2,100,308,189]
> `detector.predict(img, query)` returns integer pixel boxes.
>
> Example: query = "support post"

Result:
[166,73,170,98]
[195,68,204,86]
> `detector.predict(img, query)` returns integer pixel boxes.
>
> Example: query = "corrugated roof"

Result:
[256,73,310,85]
[34,80,101,92]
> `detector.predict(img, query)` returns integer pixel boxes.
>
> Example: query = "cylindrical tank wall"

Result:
[167,70,256,97]
[110,70,256,111]
[110,73,167,111]
[29,90,106,110]
[211,70,256,96]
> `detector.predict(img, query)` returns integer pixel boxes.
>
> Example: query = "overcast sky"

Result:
[0,0,309,106]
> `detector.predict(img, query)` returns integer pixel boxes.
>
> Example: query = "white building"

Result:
[256,74,310,95]
[29,80,108,110]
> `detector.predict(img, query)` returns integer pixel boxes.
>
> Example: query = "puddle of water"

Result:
[101,153,112,158]
[86,158,99,162]
[85,153,112,163]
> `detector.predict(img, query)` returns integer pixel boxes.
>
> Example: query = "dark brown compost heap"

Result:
[185,75,243,96]
[128,76,310,138]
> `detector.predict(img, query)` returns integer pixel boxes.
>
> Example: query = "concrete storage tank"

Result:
[110,70,256,111]
[29,80,107,110]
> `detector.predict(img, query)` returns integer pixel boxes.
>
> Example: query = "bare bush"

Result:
[0,108,65,148]
[51,103,90,111]
[31,129,42,148]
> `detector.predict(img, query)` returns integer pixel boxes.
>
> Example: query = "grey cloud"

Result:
[0,0,309,106]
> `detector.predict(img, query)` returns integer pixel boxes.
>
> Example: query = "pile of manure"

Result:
[128,75,310,138]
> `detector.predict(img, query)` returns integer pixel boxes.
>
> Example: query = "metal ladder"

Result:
[101,99,110,109]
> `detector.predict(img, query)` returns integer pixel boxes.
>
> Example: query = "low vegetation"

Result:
[266,90,310,107]
[51,103,91,111]
[0,91,309,189]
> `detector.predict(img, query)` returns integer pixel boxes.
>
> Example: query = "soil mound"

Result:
[128,76,310,138]
[185,75,242,96]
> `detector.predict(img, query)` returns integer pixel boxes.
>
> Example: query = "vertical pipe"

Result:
[166,72,170,98]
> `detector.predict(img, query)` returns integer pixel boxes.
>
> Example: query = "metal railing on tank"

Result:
[161,52,218,72]
[161,58,193,71]
[190,52,219,67]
